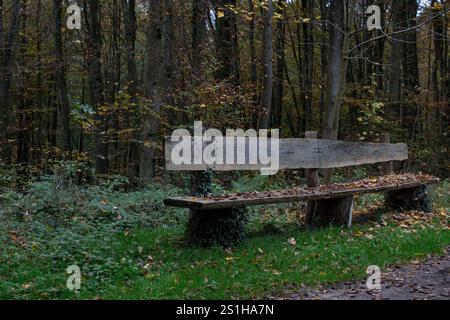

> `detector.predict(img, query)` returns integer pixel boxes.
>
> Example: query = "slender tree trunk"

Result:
[85,0,108,174]
[33,0,43,165]
[401,0,419,136]
[142,0,177,183]
[17,0,30,165]
[302,0,314,131]
[319,0,327,130]
[54,0,72,154]
[323,0,352,140]
[258,0,274,130]
[273,0,286,128]
[373,0,386,93]
[121,0,139,178]
[0,0,22,162]
[323,0,352,183]
[192,0,208,79]
[122,0,137,95]
[248,0,258,126]
[388,0,404,118]
[402,0,419,94]
[431,0,444,103]
[142,0,163,183]
[215,0,239,82]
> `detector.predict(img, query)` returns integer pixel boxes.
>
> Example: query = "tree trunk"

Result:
[323,0,351,141]
[302,0,314,131]
[248,0,258,126]
[121,0,139,179]
[54,0,72,154]
[272,0,285,128]
[192,0,208,79]
[258,0,274,130]
[388,0,404,118]
[17,1,30,165]
[323,0,352,183]
[0,0,22,162]
[372,0,386,93]
[215,0,239,82]
[85,0,108,174]
[122,0,138,96]
[431,0,444,103]
[402,0,419,94]
[141,0,177,184]
[142,0,163,184]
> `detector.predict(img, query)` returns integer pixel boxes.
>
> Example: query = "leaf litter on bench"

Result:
[202,173,439,202]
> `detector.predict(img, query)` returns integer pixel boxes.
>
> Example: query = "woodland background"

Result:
[0,0,449,187]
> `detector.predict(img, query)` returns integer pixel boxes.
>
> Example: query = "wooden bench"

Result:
[164,132,439,246]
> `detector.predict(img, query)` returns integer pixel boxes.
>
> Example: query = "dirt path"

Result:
[276,248,450,300]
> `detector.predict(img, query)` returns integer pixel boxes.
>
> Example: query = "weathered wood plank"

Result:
[165,137,408,171]
[164,179,438,210]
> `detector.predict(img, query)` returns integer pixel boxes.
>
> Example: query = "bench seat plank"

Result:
[164,174,439,210]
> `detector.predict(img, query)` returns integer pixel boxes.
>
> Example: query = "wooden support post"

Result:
[304,131,320,225]
[385,185,432,212]
[307,196,354,228]
[186,170,247,247]
[380,133,394,175]
[305,130,353,228]
[185,206,247,247]
[378,132,431,212]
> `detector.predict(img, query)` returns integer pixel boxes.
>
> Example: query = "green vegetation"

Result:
[0,174,448,300]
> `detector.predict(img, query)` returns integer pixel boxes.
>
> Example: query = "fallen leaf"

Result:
[288,238,297,246]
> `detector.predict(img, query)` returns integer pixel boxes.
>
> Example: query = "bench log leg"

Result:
[186,207,248,247]
[186,170,248,247]
[385,185,431,212]
[307,196,354,228]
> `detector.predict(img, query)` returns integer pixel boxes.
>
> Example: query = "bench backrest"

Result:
[165,136,408,172]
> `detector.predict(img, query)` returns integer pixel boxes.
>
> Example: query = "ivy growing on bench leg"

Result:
[186,170,248,247]
[385,185,432,212]
[186,207,248,247]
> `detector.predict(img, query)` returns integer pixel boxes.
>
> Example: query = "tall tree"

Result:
[84,0,108,173]
[273,0,286,128]
[141,0,177,183]
[122,0,139,177]
[192,0,208,79]
[301,0,314,131]
[247,0,258,126]
[402,0,419,94]
[215,0,239,82]
[258,0,274,129]
[431,0,445,102]
[388,0,404,117]
[54,0,72,154]
[323,0,352,140]
[370,0,386,93]
[0,0,22,162]
[141,0,163,183]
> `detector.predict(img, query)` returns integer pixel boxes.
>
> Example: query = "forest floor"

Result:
[1,174,449,299]
[274,247,450,300]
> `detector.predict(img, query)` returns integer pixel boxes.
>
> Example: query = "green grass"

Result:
[1,221,449,300]
[0,176,449,300]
